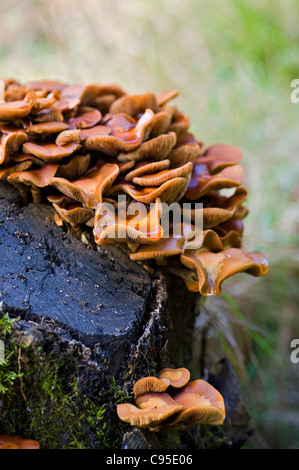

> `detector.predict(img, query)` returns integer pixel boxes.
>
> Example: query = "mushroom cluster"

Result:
[117,367,225,431]
[0,79,268,295]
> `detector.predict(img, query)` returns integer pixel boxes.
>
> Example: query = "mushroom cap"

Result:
[0,131,28,165]
[53,201,94,227]
[109,92,158,116]
[66,106,102,129]
[129,235,186,262]
[157,367,191,389]
[0,160,32,181]
[186,163,244,200]
[0,91,37,120]
[168,109,190,139]
[133,376,169,399]
[85,109,154,156]
[149,106,176,138]
[124,159,170,181]
[117,392,182,430]
[50,159,119,208]
[8,163,59,188]
[202,143,243,172]
[117,131,177,163]
[23,141,81,163]
[110,176,190,204]
[163,379,225,429]
[0,434,40,449]
[180,247,269,295]
[132,161,193,187]
[93,198,163,247]
[26,121,69,137]
[156,89,179,107]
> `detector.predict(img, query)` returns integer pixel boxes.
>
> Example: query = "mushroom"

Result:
[109,92,158,116]
[185,163,244,200]
[53,201,94,229]
[66,106,102,129]
[93,197,163,250]
[0,160,32,181]
[0,91,37,120]
[124,159,170,181]
[23,141,81,163]
[167,140,201,168]
[133,376,169,399]
[129,233,186,262]
[149,106,177,138]
[0,130,28,165]
[198,143,243,173]
[131,161,193,187]
[8,163,59,203]
[163,379,225,429]
[55,124,111,146]
[0,434,40,449]
[156,89,179,107]
[84,109,154,156]
[26,121,69,137]
[107,176,189,205]
[180,247,269,295]
[117,392,183,431]
[157,367,190,389]
[49,158,120,208]
[117,131,177,163]
[168,109,190,139]
[0,79,269,296]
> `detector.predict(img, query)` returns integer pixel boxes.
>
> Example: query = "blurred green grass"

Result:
[0,0,298,449]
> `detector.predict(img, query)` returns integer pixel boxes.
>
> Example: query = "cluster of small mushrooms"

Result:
[117,367,225,431]
[0,78,268,295]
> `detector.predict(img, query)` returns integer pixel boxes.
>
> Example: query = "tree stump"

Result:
[0,182,252,449]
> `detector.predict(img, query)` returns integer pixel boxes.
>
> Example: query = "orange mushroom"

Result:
[0,91,37,120]
[117,131,177,163]
[117,392,182,430]
[180,247,269,295]
[85,109,154,156]
[163,379,225,429]
[157,367,190,389]
[23,141,81,163]
[109,92,158,116]
[49,158,120,208]
[0,434,40,449]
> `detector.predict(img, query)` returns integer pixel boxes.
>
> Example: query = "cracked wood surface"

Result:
[0,182,153,355]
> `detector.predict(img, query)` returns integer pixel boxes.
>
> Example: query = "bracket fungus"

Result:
[0,78,268,296]
[117,368,225,432]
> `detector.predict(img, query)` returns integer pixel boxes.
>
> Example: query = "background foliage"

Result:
[0,0,298,448]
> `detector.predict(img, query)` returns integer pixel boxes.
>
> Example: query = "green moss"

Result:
[0,313,123,449]
[0,313,22,395]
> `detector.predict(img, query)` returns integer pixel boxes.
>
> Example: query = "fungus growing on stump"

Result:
[117,367,225,432]
[0,78,268,295]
